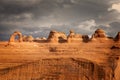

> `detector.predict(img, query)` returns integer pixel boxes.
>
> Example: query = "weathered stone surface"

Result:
[9,31,23,42]
[23,35,34,42]
[47,30,67,43]
[67,30,83,43]
[0,58,107,80]
[92,29,106,38]
[91,29,109,42]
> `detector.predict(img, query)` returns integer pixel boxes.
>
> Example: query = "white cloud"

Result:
[14,13,33,20]
[108,3,120,13]
[78,19,96,31]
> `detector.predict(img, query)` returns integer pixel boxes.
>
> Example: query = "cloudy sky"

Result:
[0,0,120,40]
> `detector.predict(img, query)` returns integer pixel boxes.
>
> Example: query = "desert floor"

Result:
[0,41,119,80]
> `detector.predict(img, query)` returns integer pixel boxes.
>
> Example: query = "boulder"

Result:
[47,30,67,43]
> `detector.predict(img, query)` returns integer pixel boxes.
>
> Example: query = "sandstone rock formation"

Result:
[35,37,47,40]
[1,29,120,80]
[34,37,47,43]
[91,29,109,42]
[82,35,90,42]
[114,32,120,42]
[23,35,34,42]
[9,31,23,42]
[47,30,67,43]
[22,35,27,41]
[67,30,83,43]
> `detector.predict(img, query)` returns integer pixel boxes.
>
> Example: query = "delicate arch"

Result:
[9,31,23,42]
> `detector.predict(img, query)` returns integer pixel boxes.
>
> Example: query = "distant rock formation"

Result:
[67,30,82,43]
[114,32,120,42]
[35,37,47,40]
[23,35,34,42]
[9,31,23,42]
[92,29,106,38]
[33,37,47,43]
[82,35,90,42]
[8,29,119,43]
[47,30,67,43]
[91,29,109,42]
[22,35,27,41]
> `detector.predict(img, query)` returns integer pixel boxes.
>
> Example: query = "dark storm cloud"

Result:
[0,0,52,20]
[0,0,37,14]
[0,0,111,21]
[106,22,120,37]
[0,0,120,40]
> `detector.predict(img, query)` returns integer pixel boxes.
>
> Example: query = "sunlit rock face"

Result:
[47,30,67,43]
[93,29,106,38]
[0,28,120,80]
[23,35,34,42]
[67,30,83,43]
[9,31,34,43]
[9,31,23,42]
[91,29,111,42]
[8,29,117,43]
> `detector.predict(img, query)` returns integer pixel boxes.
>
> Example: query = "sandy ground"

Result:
[0,41,119,80]
[0,41,112,68]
